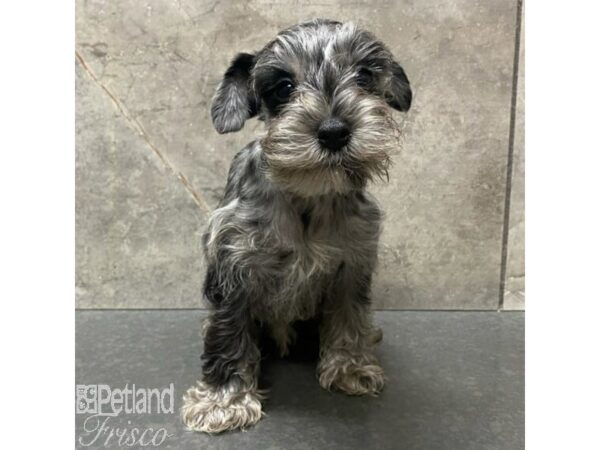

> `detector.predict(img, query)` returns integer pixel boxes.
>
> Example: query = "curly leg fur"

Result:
[181,379,264,434]
[182,272,264,433]
[318,348,385,396]
[318,268,385,396]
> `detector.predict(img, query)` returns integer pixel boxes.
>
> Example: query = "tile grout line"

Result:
[498,0,524,311]
[75,50,211,214]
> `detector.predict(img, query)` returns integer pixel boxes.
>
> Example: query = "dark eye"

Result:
[356,68,373,88]
[274,80,294,101]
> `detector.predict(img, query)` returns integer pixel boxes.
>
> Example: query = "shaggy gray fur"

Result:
[182,19,411,434]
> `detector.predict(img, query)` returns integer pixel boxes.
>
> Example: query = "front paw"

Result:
[181,380,263,434]
[318,351,385,396]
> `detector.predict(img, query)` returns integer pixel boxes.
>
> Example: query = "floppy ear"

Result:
[210,53,259,134]
[385,60,412,112]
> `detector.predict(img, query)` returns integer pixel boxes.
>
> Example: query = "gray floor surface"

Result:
[75,311,524,449]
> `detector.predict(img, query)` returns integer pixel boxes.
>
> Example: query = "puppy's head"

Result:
[211,19,412,196]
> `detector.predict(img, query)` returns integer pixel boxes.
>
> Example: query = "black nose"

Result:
[317,118,350,151]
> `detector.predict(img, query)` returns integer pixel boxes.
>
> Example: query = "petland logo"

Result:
[76,384,175,447]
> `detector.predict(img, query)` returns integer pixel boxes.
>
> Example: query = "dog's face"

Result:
[211,19,412,196]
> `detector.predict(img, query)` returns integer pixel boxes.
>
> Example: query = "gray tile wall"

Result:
[76,0,524,310]
[504,15,525,310]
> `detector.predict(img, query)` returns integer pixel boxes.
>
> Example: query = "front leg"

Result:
[181,268,263,434]
[318,264,385,396]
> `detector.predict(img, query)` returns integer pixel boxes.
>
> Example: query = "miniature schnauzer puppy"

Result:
[181,19,412,434]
